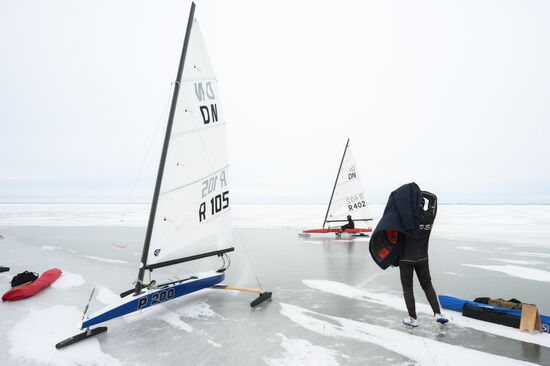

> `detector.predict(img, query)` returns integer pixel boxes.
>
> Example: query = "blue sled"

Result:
[439,295,550,333]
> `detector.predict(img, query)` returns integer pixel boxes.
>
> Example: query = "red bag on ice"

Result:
[2,268,62,302]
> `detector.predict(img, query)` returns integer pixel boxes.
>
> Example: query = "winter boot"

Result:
[403,316,418,327]
[435,313,448,324]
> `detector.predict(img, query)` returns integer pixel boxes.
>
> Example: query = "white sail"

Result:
[326,144,372,224]
[147,19,231,267]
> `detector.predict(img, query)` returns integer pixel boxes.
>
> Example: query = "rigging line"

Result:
[109,83,174,264]
[84,247,112,319]
[85,83,174,311]
[234,227,264,290]
[121,82,175,217]
[111,82,175,248]
[81,287,96,322]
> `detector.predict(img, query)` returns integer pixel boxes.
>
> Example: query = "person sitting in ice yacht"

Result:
[340,215,355,231]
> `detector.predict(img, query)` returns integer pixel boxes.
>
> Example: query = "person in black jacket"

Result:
[369,183,448,327]
[400,191,448,327]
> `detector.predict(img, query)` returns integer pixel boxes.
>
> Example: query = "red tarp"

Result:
[2,268,62,302]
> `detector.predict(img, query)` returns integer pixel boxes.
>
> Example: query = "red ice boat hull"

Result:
[303,228,372,234]
[2,268,62,302]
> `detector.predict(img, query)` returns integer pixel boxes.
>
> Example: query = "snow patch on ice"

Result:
[207,339,222,348]
[488,258,546,266]
[455,246,490,253]
[444,271,465,277]
[51,271,85,289]
[84,255,128,264]
[178,301,218,319]
[8,305,121,366]
[156,309,193,333]
[514,251,550,259]
[95,285,121,305]
[462,264,550,283]
[123,303,194,332]
[303,279,417,313]
[279,303,537,366]
[41,245,61,251]
[303,279,550,348]
[263,333,341,366]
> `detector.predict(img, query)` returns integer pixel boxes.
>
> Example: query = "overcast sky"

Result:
[1,0,549,204]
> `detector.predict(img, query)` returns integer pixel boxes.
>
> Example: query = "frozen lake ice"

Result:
[1,204,550,365]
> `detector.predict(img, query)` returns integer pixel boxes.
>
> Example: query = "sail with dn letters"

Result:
[302,139,373,235]
[325,143,372,225]
[146,18,231,268]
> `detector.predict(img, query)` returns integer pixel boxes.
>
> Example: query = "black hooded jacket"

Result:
[369,182,423,269]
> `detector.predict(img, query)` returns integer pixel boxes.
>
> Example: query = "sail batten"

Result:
[171,122,227,139]
[162,164,230,195]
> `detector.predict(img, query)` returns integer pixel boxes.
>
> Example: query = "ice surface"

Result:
[462,264,550,283]
[263,333,342,366]
[1,204,550,365]
[50,271,85,289]
[8,305,122,366]
[40,246,61,251]
[95,285,120,305]
[303,279,550,348]
[177,301,218,319]
[488,258,546,266]
[2,203,550,250]
[280,303,538,366]
[514,251,550,259]
[443,272,465,277]
[0,203,149,227]
[83,255,128,264]
[2,203,550,248]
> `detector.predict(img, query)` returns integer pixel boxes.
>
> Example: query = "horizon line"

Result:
[0,201,549,206]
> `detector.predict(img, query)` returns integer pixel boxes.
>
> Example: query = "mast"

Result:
[135,2,196,294]
[322,138,350,228]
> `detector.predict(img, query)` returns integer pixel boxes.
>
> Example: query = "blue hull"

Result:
[82,273,224,329]
[439,295,550,333]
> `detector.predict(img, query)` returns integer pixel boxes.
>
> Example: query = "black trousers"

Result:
[399,260,441,319]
